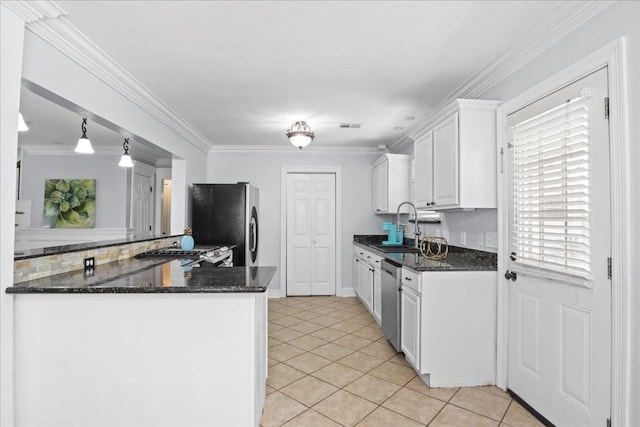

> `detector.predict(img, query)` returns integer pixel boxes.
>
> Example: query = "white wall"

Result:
[20,152,129,228]
[0,6,24,425]
[207,150,384,292]
[480,2,639,425]
[1,11,210,426]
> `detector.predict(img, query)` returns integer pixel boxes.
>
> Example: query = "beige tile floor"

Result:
[261,296,544,427]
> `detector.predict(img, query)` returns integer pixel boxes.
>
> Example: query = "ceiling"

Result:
[20,0,565,158]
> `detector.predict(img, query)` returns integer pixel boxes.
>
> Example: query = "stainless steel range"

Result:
[136,246,233,267]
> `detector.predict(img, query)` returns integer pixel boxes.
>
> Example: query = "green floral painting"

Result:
[43,179,96,228]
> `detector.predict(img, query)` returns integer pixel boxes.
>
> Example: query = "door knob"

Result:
[504,270,517,281]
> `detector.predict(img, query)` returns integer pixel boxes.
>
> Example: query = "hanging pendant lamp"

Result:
[74,118,94,153]
[118,137,134,167]
[286,121,315,149]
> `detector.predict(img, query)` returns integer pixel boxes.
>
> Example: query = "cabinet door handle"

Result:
[404,277,412,281]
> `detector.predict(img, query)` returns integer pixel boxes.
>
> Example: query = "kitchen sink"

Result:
[371,245,421,253]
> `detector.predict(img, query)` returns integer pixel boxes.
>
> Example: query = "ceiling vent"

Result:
[339,123,362,129]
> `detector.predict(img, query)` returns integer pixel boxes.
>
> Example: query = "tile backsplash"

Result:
[13,237,177,283]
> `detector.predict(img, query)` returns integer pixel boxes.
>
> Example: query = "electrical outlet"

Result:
[460,231,466,245]
[84,257,95,277]
[485,232,498,248]
[477,232,484,247]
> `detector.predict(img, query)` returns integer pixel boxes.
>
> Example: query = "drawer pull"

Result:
[404,277,412,281]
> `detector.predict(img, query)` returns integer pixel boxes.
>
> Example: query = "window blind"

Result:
[511,96,591,280]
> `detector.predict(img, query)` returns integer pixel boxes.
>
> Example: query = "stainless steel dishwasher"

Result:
[381,259,402,352]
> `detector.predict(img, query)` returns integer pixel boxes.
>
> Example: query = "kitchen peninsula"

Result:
[7,239,276,427]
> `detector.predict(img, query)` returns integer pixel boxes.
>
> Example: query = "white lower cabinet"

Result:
[400,285,420,369]
[401,267,497,388]
[352,245,383,325]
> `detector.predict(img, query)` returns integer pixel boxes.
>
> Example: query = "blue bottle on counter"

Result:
[181,228,195,250]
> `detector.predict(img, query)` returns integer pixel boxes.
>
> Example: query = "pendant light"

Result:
[118,137,134,168]
[74,117,94,153]
[286,121,315,149]
[18,112,29,132]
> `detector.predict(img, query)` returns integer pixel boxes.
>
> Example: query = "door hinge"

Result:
[607,257,612,280]
[605,97,610,119]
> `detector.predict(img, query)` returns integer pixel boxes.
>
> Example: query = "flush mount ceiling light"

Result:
[118,137,134,168]
[286,121,315,149]
[74,117,94,154]
[18,112,29,132]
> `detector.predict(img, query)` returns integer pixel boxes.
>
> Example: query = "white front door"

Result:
[505,68,611,426]
[131,162,154,239]
[286,173,336,296]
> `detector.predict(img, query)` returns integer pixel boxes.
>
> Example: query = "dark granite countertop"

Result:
[353,235,497,272]
[14,234,183,261]
[6,256,276,294]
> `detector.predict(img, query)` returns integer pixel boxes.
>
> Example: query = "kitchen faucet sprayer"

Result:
[396,201,421,248]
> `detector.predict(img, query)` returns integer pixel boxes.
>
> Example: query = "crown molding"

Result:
[393,0,613,150]
[1,0,65,22]
[18,1,213,155]
[208,144,381,154]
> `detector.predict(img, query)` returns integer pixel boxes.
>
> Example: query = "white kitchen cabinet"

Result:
[413,99,500,210]
[414,133,433,208]
[400,282,421,369]
[401,266,497,388]
[352,245,382,325]
[358,258,374,313]
[372,154,411,214]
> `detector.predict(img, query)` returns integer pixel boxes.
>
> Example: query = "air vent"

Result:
[339,123,362,129]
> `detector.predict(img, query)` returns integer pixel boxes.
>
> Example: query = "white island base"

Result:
[13,292,267,427]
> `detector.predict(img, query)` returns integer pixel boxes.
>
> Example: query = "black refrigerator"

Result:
[191,183,259,266]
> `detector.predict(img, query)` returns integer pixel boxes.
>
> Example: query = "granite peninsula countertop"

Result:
[14,234,183,261]
[353,235,497,272]
[6,256,276,294]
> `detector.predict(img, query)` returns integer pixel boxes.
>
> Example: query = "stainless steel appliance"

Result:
[191,183,259,266]
[136,246,233,267]
[381,258,402,351]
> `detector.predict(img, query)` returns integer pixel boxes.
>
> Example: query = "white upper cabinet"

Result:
[413,99,500,210]
[372,154,411,214]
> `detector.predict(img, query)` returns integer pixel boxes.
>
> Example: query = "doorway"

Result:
[131,161,154,239]
[161,179,171,236]
[280,166,342,297]
[503,68,611,427]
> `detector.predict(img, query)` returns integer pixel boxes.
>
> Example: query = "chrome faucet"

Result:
[396,201,421,248]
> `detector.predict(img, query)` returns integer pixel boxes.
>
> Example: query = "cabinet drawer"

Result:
[401,268,421,293]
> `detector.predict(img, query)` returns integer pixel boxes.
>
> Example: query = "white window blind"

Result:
[511,95,591,280]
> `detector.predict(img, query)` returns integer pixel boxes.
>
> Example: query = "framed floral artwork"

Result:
[43,179,96,228]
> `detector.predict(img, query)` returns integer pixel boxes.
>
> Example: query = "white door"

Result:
[505,68,611,427]
[286,173,336,296]
[131,162,154,239]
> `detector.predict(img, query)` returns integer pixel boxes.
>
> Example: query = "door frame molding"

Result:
[280,166,342,298]
[496,37,631,426]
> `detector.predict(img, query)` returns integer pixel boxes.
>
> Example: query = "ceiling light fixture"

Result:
[286,121,315,149]
[118,137,134,168]
[18,112,29,132]
[74,117,94,153]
